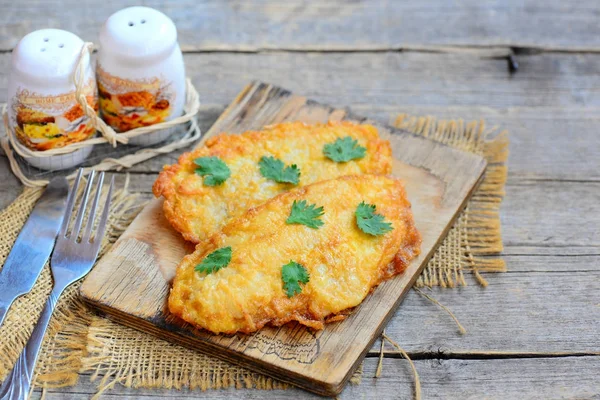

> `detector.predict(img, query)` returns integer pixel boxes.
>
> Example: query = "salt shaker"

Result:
[7,29,97,170]
[97,6,186,146]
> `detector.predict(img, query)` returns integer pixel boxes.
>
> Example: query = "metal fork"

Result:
[0,169,114,400]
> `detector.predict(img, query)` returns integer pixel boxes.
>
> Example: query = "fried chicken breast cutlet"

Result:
[153,121,392,243]
[168,175,421,334]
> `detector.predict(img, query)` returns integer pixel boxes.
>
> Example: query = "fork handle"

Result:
[0,284,66,400]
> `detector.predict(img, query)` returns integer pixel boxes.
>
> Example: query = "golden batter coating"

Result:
[153,121,392,243]
[168,175,421,334]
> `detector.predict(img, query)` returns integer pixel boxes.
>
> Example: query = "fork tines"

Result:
[59,169,114,245]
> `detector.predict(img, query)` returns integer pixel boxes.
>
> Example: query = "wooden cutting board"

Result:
[80,81,487,396]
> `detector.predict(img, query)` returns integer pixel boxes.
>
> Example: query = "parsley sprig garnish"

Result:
[286,200,324,229]
[355,202,393,236]
[195,246,232,274]
[258,156,300,185]
[194,156,231,186]
[281,261,310,297]
[323,136,366,163]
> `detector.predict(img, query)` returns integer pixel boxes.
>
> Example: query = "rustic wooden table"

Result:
[1,1,599,399]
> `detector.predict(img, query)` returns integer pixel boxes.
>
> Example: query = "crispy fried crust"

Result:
[168,175,421,334]
[153,121,393,243]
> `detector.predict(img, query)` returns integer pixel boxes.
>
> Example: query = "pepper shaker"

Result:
[97,6,186,146]
[7,29,97,170]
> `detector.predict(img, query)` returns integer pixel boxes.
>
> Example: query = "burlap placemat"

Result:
[0,114,507,397]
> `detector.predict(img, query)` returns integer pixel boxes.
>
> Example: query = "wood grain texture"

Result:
[1,6,599,395]
[58,174,600,357]
[115,52,600,181]
[27,165,600,253]
[2,51,600,181]
[3,1,600,52]
[3,47,597,361]
[31,356,600,399]
[375,268,600,355]
[79,82,486,395]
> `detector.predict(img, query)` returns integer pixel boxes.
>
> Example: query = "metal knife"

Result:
[0,177,69,326]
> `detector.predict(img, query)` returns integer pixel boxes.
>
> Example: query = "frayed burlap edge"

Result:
[393,114,508,287]
[0,113,508,396]
[82,320,288,398]
[0,176,142,390]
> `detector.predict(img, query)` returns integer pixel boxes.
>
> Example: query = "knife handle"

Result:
[0,284,66,400]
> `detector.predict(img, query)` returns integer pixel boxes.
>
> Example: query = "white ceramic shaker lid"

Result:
[11,29,86,86]
[99,6,178,62]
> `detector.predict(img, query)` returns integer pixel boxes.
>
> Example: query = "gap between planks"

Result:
[365,351,600,360]
[2,45,600,56]
[30,356,600,399]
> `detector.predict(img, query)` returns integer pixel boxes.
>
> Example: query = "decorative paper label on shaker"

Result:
[10,79,98,151]
[96,64,176,132]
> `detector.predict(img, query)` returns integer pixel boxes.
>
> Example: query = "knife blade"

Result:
[0,177,69,326]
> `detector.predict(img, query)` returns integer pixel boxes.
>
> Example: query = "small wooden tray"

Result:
[81,81,486,396]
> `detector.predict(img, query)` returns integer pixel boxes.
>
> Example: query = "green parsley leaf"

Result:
[323,136,367,163]
[281,261,310,298]
[355,202,393,236]
[195,246,232,274]
[194,156,231,186]
[286,200,325,229]
[258,156,300,185]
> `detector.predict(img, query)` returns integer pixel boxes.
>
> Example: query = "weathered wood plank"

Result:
[3,1,600,52]
[31,356,600,399]
[121,103,600,182]
[0,48,597,394]
[179,53,600,110]
[0,3,597,398]
[378,268,600,355]
[5,174,588,359]
[76,173,600,357]
[7,171,585,358]
[107,103,600,182]
[4,166,600,253]
[7,164,598,252]
[77,173,600,249]
[502,181,600,247]
[160,51,598,114]
[73,257,600,358]
[3,52,599,181]
[502,245,600,256]
[501,253,600,272]
[0,75,597,397]
[354,104,600,182]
